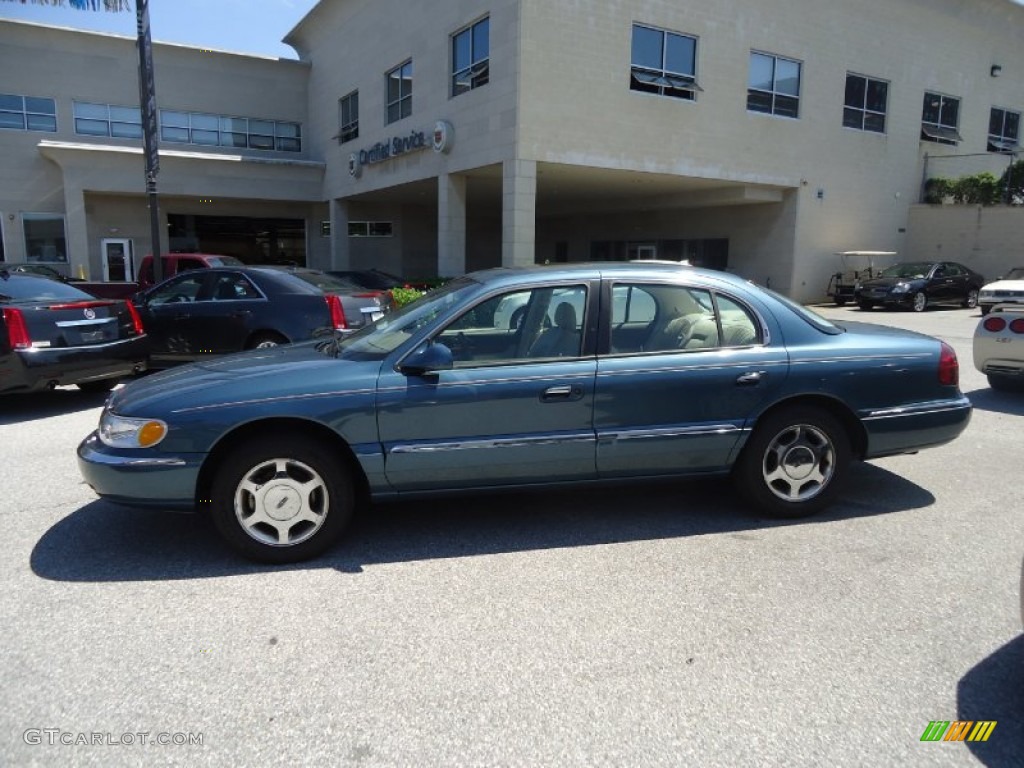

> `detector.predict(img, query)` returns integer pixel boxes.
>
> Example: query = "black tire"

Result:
[76,378,118,393]
[210,436,354,563]
[980,305,991,316]
[834,297,847,307]
[246,332,288,350]
[911,291,928,312]
[857,300,873,311]
[987,374,1024,393]
[963,288,979,309]
[733,406,851,519]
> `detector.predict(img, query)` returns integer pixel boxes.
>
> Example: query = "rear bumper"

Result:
[0,336,148,393]
[861,396,972,458]
[76,431,201,511]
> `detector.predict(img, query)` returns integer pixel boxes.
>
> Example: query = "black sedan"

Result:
[855,261,985,312]
[0,273,147,394]
[134,266,391,366]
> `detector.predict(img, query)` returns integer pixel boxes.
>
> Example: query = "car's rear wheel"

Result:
[246,332,288,350]
[911,291,928,312]
[76,378,118,393]
[210,437,354,563]
[987,374,1024,393]
[734,406,851,518]
[964,289,979,309]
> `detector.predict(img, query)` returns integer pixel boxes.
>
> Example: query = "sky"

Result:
[0,0,321,59]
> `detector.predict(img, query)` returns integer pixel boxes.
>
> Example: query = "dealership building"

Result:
[1,0,1021,300]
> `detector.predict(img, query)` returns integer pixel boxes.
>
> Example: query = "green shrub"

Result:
[923,177,952,204]
[951,172,1001,205]
[390,287,425,308]
[1001,159,1024,205]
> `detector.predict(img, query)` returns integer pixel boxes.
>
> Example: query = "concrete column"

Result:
[438,173,467,277]
[62,183,91,279]
[502,158,537,267]
[330,198,351,269]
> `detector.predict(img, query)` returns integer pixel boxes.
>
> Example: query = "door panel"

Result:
[376,283,598,491]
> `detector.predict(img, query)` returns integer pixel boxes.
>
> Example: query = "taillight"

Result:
[325,295,347,330]
[1010,318,1024,334]
[2,308,31,349]
[938,341,959,387]
[126,299,145,335]
[984,316,1007,332]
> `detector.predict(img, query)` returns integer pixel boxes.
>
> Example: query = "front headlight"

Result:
[99,411,168,449]
[891,282,911,294]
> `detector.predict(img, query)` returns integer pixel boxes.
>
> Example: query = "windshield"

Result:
[0,274,95,302]
[1002,267,1024,281]
[332,277,479,360]
[287,269,368,293]
[761,287,842,334]
[878,262,932,279]
[206,256,244,267]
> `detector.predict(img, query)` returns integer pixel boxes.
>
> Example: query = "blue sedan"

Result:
[78,263,972,563]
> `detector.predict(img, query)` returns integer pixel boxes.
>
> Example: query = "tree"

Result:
[1,1,129,10]
[1001,158,1024,205]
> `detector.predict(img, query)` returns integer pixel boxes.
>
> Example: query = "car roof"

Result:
[466,262,751,291]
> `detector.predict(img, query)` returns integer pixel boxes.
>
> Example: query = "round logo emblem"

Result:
[83,308,96,320]
[432,120,453,154]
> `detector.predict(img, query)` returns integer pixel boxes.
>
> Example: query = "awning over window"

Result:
[921,124,963,143]
[631,69,704,92]
[988,138,1019,152]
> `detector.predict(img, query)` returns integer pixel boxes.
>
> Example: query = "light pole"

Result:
[135,0,163,282]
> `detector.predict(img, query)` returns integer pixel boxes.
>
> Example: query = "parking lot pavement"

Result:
[2,305,1022,767]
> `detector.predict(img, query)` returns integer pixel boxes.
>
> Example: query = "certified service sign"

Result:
[348,152,362,178]
[432,120,454,154]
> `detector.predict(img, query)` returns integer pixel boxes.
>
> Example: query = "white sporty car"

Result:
[979,267,1024,315]
[973,304,1024,391]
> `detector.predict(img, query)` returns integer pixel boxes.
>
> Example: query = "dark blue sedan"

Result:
[78,263,972,563]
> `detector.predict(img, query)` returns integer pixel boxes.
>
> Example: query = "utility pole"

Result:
[136,0,163,282]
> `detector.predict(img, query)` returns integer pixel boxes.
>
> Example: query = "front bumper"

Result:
[860,396,972,458]
[855,289,912,307]
[0,336,148,393]
[77,431,203,511]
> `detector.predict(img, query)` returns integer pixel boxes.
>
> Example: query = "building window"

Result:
[73,102,142,139]
[989,107,1020,152]
[843,73,888,133]
[452,17,490,97]
[386,60,413,124]
[630,24,699,101]
[921,92,962,145]
[159,110,301,152]
[23,214,67,263]
[0,93,57,133]
[747,52,801,118]
[348,222,394,237]
[338,91,359,144]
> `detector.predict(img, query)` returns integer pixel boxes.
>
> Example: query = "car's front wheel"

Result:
[76,378,118,393]
[964,289,979,309]
[210,436,354,563]
[857,300,873,311]
[911,291,928,312]
[980,305,991,316]
[734,406,851,518]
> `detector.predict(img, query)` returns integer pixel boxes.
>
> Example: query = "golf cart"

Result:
[826,251,896,306]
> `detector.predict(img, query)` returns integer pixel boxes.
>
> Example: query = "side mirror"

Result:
[399,342,453,375]
[131,290,148,307]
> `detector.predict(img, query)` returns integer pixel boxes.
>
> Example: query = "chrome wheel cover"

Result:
[254,339,280,349]
[966,289,979,308]
[234,458,329,547]
[913,292,927,312]
[761,423,835,502]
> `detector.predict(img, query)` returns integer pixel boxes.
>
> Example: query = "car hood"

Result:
[109,341,383,416]
[981,279,1024,292]
[859,276,923,289]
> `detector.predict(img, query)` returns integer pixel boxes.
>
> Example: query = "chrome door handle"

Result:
[736,371,763,386]
[540,385,582,402]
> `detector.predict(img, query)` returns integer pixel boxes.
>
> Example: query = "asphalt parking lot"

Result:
[1,304,1021,767]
